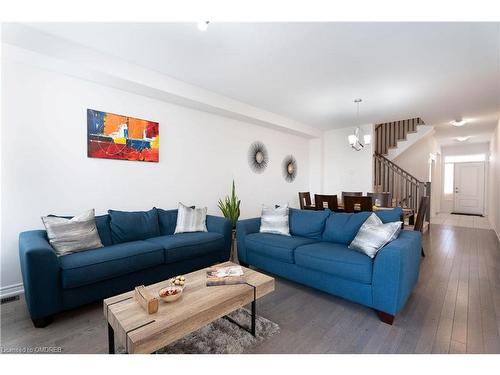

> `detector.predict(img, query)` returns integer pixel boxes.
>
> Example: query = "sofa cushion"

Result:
[289,208,331,240]
[47,213,113,247]
[375,207,403,223]
[322,212,372,245]
[349,215,402,258]
[157,208,178,235]
[295,242,373,284]
[145,232,225,263]
[174,203,208,234]
[108,208,160,243]
[95,214,113,246]
[259,205,290,236]
[245,233,317,263]
[42,209,103,256]
[59,241,164,289]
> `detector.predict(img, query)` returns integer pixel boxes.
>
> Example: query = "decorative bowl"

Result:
[170,275,186,287]
[158,286,183,302]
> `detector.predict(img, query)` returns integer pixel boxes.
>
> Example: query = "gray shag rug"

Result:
[117,308,279,354]
[158,308,279,354]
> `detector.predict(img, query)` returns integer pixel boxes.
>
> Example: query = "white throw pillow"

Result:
[259,204,290,236]
[174,203,208,234]
[349,213,402,258]
[41,209,103,256]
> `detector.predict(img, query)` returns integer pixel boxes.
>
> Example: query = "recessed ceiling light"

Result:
[455,136,471,142]
[450,119,467,127]
[197,21,209,32]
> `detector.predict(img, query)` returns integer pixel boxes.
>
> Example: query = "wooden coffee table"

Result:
[103,261,275,354]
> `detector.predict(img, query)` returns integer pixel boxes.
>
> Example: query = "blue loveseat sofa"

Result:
[236,208,421,324]
[19,208,232,327]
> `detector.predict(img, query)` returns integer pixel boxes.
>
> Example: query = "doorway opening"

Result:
[442,154,486,216]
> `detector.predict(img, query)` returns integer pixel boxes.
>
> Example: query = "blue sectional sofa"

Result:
[19,208,232,327]
[236,208,421,324]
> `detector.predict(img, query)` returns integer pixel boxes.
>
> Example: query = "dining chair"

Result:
[314,194,338,211]
[341,191,363,201]
[410,196,429,257]
[343,196,373,213]
[366,192,392,207]
[298,192,314,210]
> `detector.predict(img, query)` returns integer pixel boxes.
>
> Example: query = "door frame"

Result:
[453,161,486,215]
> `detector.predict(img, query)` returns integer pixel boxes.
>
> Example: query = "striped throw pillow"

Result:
[174,203,208,234]
[41,209,103,256]
[259,204,290,236]
[349,213,402,258]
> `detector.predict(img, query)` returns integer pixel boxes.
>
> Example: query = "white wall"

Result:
[308,138,323,194]
[441,142,492,157]
[439,142,491,214]
[387,125,435,161]
[430,152,442,218]
[322,124,373,195]
[393,132,438,182]
[488,120,500,239]
[0,58,311,296]
[2,25,322,139]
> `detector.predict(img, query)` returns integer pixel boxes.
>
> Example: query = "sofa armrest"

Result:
[206,215,233,257]
[19,230,62,319]
[372,230,422,315]
[236,218,261,264]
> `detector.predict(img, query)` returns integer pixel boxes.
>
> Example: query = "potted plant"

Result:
[218,180,241,261]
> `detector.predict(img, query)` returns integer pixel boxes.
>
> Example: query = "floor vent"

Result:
[1,295,20,304]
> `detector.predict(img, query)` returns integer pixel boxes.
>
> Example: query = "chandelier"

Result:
[348,99,371,151]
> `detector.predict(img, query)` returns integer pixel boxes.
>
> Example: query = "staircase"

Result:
[373,117,431,218]
[374,117,425,156]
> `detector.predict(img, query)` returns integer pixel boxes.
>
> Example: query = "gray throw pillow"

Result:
[41,209,103,256]
[260,204,290,236]
[174,203,208,234]
[349,213,402,258]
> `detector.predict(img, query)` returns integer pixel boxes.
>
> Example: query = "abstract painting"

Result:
[87,109,159,162]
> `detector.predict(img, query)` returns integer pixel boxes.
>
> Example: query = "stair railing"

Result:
[373,152,431,218]
[374,117,425,155]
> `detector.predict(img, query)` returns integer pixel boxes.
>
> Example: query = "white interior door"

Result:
[453,162,485,215]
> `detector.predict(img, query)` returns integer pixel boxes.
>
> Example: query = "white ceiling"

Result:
[26,22,500,140]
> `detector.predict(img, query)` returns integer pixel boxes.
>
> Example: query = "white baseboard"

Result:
[494,227,500,244]
[0,283,24,299]
[487,216,500,243]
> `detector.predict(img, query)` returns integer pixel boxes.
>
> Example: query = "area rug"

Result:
[117,308,279,354]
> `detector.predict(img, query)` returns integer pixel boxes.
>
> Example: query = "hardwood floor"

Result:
[430,213,491,230]
[1,224,499,354]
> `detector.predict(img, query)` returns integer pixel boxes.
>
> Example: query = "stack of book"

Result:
[206,265,245,286]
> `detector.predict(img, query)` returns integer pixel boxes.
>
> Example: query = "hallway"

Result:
[430,213,491,230]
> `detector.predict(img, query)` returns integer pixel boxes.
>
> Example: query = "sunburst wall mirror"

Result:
[282,155,297,182]
[248,141,268,173]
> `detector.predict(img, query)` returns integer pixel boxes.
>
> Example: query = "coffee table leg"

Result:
[250,300,256,336]
[223,300,257,337]
[108,323,115,354]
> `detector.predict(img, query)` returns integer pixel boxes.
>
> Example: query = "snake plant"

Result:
[218,180,241,228]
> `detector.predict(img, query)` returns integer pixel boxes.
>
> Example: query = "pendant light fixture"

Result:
[348,98,371,151]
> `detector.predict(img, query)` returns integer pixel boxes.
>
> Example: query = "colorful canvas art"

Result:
[87,109,159,162]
